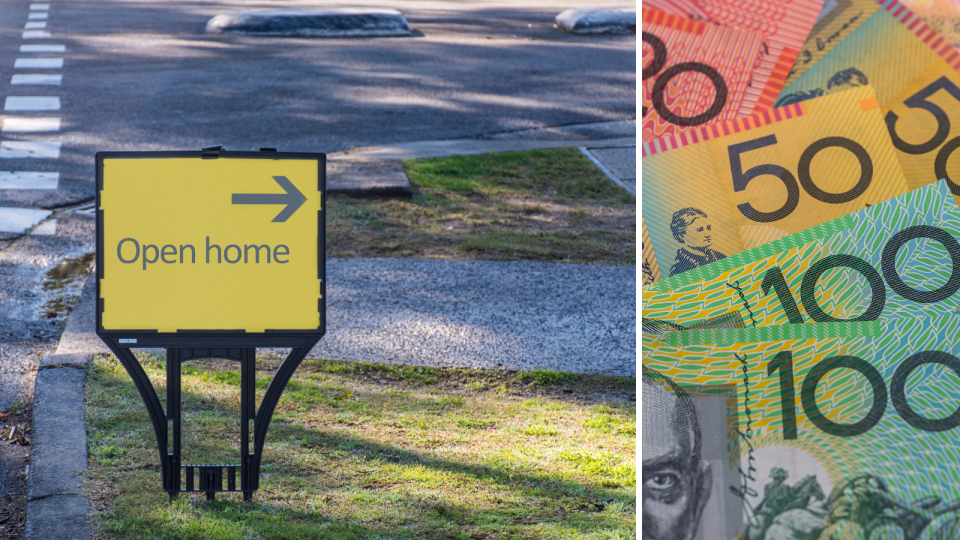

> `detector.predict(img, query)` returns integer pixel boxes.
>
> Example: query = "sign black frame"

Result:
[94,149,326,501]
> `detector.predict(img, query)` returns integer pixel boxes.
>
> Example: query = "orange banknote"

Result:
[642,8,765,142]
[648,0,824,117]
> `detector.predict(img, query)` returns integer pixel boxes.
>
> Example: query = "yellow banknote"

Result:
[884,50,960,207]
[641,85,909,283]
[778,0,960,205]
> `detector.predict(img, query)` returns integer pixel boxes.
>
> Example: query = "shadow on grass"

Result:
[86,354,636,539]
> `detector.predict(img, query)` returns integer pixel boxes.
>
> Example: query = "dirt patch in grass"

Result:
[84,353,636,539]
[327,148,636,265]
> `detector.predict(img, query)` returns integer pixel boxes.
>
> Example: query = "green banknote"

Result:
[642,319,960,540]
[643,180,960,328]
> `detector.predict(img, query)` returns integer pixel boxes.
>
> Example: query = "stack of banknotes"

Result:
[642,1,960,539]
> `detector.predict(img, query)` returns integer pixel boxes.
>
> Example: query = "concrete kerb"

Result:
[24,275,103,540]
[205,8,412,38]
[555,7,636,34]
[26,364,90,540]
[328,136,637,161]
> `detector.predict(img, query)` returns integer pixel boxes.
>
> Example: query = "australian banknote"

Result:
[779,0,957,108]
[643,179,960,328]
[642,86,909,284]
[646,0,823,118]
[900,0,960,48]
[642,7,765,142]
[784,0,881,85]
[777,0,960,205]
[643,318,960,540]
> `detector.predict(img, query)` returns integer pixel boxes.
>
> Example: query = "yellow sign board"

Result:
[96,151,325,345]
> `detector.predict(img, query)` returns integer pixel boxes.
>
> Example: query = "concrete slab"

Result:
[555,7,635,34]
[206,8,412,37]
[327,159,412,197]
[586,146,635,180]
[38,353,90,370]
[25,495,89,540]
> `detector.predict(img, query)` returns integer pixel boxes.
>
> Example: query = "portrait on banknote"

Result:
[642,369,743,540]
[642,369,713,540]
[668,208,728,277]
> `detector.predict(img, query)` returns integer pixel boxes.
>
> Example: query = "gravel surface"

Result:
[300,257,636,376]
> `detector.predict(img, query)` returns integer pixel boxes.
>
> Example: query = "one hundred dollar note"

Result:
[642,319,960,540]
[647,0,824,115]
[643,179,960,328]
[642,7,765,142]
[642,86,909,283]
[778,0,960,205]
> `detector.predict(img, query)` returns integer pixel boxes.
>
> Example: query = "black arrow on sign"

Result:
[232,176,307,222]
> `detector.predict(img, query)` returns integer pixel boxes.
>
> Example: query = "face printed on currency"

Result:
[642,375,712,540]
[683,217,714,249]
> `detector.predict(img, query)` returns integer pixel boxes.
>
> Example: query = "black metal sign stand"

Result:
[103,340,320,501]
[95,148,326,502]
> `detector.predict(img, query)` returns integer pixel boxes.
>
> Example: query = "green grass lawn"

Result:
[84,353,636,540]
[328,148,636,265]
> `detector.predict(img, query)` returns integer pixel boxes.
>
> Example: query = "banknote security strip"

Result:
[642,318,960,540]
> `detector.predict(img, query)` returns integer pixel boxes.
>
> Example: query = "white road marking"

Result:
[2,118,61,132]
[0,172,58,189]
[4,97,60,111]
[14,58,62,68]
[31,220,57,235]
[11,74,62,85]
[0,142,61,158]
[28,12,48,20]
[23,31,52,39]
[29,4,50,11]
[20,45,64,52]
[68,203,95,216]
[0,208,51,233]
[25,22,47,29]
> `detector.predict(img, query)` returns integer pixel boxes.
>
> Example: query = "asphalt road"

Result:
[0,0,636,209]
[0,0,636,398]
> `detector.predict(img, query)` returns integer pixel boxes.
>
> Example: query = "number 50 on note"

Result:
[641,86,910,283]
